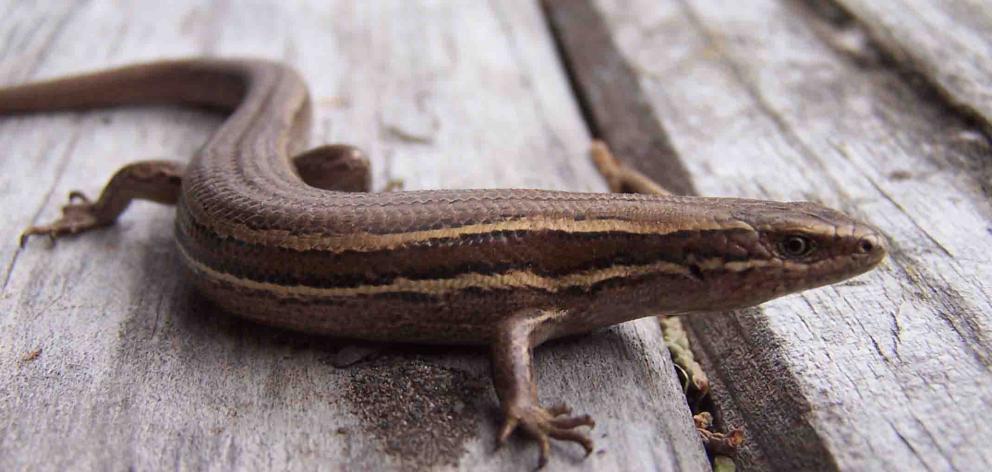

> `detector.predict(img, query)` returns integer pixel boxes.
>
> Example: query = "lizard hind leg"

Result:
[20,160,184,246]
[292,144,371,192]
[492,309,596,468]
[590,139,673,196]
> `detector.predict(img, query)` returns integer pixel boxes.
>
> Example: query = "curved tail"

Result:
[0,59,256,115]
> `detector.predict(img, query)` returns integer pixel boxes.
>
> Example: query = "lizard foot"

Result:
[498,402,595,468]
[20,191,103,247]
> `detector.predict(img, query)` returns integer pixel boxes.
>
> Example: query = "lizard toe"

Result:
[499,402,595,468]
[548,427,595,456]
[549,413,595,430]
[20,200,102,246]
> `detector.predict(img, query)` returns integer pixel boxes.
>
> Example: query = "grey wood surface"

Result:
[0,1,709,471]
[829,0,992,132]
[547,0,992,470]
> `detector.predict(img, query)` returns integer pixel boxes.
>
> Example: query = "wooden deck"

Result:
[2,1,989,470]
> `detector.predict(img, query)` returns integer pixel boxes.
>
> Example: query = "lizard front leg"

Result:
[21,160,184,246]
[492,309,595,468]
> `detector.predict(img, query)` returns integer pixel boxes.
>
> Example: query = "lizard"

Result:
[1,59,886,467]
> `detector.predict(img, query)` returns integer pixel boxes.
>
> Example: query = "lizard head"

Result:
[680,199,887,311]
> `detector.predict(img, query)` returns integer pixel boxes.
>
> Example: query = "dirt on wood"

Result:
[344,355,488,469]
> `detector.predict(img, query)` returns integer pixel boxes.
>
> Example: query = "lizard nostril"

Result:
[858,238,874,254]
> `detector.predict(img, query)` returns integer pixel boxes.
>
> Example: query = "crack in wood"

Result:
[795,0,992,142]
[543,0,992,470]
[541,0,696,196]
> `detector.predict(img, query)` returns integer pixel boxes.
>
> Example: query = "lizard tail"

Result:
[0,59,270,114]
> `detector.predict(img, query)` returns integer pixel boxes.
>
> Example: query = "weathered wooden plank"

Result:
[543,0,695,197]
[547,0,992,470]
[823,0,992,133]
[0,1,709,470]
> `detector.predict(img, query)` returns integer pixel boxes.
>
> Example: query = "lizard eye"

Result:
[779,235,814,258]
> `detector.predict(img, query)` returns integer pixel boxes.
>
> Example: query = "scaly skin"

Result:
[3,59,886,467]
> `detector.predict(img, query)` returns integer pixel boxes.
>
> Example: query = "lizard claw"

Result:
[498,402,595,468]
[68,190,91,203]
[497,417,519,448]
[20,192,103,247]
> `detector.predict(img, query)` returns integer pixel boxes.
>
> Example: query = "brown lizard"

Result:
[2,59,886,467]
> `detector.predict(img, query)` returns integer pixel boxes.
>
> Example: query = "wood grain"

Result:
[541,0,696,196]
[823,0,992,133]
[547,0,992,470]
[0,1,708,470]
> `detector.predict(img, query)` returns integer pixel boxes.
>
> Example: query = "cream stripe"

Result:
[179,243,689,298]
[193,214,756,253]
[179,243,781,299]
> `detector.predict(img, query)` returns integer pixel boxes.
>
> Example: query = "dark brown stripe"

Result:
[177,205,766,289]
[191,255,693,304]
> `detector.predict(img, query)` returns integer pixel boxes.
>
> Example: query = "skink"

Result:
[1,59,886,467]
